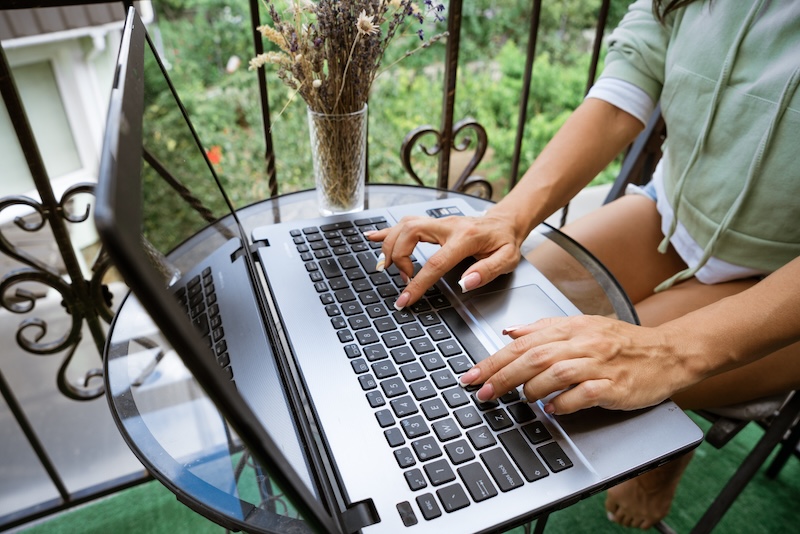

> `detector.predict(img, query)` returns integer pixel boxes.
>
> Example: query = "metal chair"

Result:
[605,105,800,534]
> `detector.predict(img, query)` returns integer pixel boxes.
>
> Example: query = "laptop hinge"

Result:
[231,239,269,263]
[341,499,380,533]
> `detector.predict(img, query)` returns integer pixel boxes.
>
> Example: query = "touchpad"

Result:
[469,284,566,343]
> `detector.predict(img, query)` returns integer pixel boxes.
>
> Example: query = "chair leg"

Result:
[765,415,800,479]
[690,393,800,534]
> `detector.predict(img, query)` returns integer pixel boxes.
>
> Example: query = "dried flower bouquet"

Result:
[249,0,446,114]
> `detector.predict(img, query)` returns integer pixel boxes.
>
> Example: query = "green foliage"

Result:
[142,0,633,218]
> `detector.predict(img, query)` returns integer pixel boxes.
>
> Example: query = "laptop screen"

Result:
[97,9,342,533]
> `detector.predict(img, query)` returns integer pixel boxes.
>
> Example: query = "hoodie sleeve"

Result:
[600,0,673,104]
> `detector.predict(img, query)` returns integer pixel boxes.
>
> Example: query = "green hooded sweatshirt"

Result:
[600,0,800,287]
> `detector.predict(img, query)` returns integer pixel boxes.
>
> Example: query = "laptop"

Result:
[95,7,703,534]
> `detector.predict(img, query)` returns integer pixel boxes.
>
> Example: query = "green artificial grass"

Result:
[21,414,799,534]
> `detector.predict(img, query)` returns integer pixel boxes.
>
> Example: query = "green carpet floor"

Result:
[20,415,799,533]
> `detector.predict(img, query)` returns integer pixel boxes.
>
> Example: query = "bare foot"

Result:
[605,451,694,529]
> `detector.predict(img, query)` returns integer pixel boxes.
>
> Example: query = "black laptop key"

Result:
[376,284,398,298]
[375,409,395,428]
[424,459,456,486]
[410,338,435,354]
[395,447,416,469]
[436,484,470,513]
[334,288,356,302]
[366,303,389,318]
[448,355,473,374]
[366,390,385,408]
[381,331,405,348]
[458,462,498,502]
[372,360,397,379]
[498,429,549,482]
[484,408,514,431]
[439,307,490,362]
[467,426,497,449]
[522,421,552,445]
[347,314,370,330]
[412,436,442,461]
[481,448,524,492]
[443,387,471,408]
[409,380,437,400]
[385,427,405,447]
[471,392,499,411]
[432,418,462,441]
[356,328,379,345]
[454,406,482,428]
[399,362,425,382]
[356,251,380,274]
[344,344,360,358]
[507,402,536,424]
[363,345,388,362]
[393,309,416,324]
[401,415,430,439]
[337,330,354,343]
[358,290,380,305]
[381,377,408,398]
[415,493,441,520]
[391,346,416,364]
[343,302,363,317]
[437,340,462,357]
[358,374,377,390]
[373,317,396,333]
[390,395,418,417]
[445,439,476,465]
[537,442,573,472]
[420,399,449,420]
[318,258,342,279]
[431,370,457,389]
[420,353,446,371]
[351,358,368,374]
[405,470,427,491]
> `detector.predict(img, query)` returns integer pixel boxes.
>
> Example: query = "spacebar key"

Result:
[439,307,490,362]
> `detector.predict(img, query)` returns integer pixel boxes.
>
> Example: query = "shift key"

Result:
[498,429,549,482]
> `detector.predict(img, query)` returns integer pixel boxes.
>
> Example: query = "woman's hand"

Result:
[459,315,696,415]
[367,212,527,309]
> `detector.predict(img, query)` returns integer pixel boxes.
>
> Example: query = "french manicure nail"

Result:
[458,272,481,293]
[375,253,386,272]
[457,367,480,387]
[502,324,525,335]
[476,383,494,402]
[362,230,377,237]
[394,292,410,310]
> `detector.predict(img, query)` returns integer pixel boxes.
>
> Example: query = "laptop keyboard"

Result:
[175,266,234,383]
[290,215,573,525]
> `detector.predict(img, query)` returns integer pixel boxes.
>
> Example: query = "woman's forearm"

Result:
[489,98,645,240]
[663,256,800,385]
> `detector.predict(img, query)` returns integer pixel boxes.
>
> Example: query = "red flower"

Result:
[206,145,222,165]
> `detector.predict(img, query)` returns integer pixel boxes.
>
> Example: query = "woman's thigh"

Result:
[636,277,800,409]
[559,194,688,304]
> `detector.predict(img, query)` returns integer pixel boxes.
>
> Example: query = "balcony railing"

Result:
[0,0,614,529]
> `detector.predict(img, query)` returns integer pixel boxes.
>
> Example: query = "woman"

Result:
[367,0,800,528]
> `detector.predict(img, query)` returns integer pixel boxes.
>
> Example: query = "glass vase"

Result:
[307,104,368,216]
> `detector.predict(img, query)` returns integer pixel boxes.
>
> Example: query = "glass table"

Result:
[104,184,637,533]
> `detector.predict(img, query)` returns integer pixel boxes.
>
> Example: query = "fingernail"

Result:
[543,403,556,415]
[458,272,481,293]
[375,253,386,272]
[607,512,616,523]
[457,367,480,387]
[362,230,377,237]
[476,383,494,402]
[516,386,529,403]
[502,324,524,335]
[400,271,411,284]
[394,292,410,310]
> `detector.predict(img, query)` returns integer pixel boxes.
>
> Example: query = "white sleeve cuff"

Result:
[585,77,656,126]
